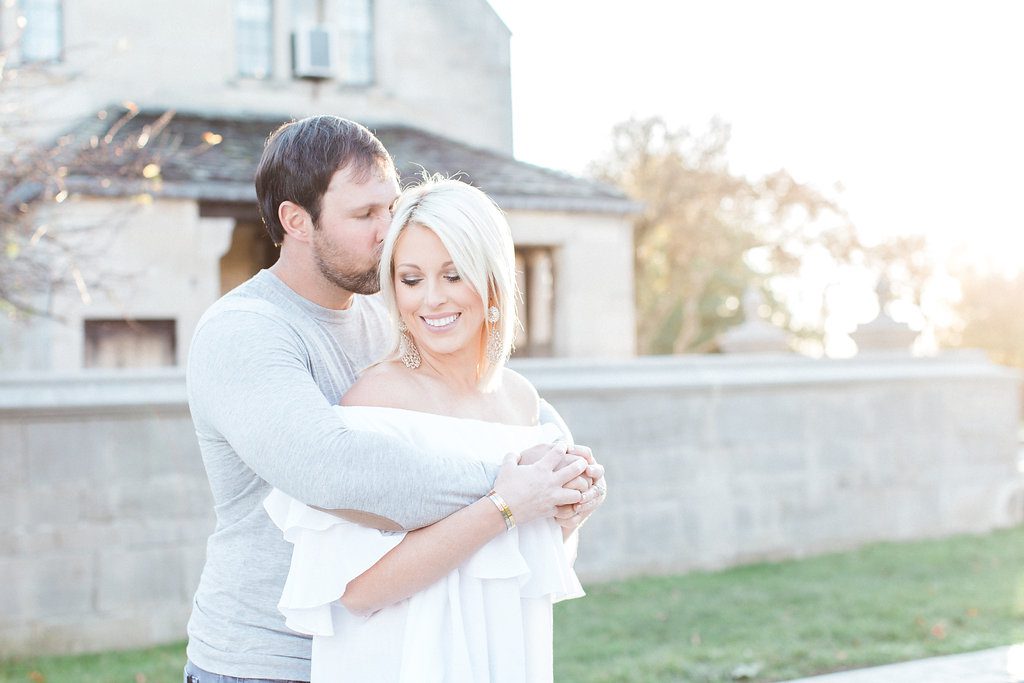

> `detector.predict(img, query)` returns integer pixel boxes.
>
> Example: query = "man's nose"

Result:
[373,215,390,243]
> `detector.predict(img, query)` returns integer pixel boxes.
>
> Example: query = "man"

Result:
[184,115,605,682]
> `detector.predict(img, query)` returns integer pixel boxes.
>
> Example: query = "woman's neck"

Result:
[415,348,487,396]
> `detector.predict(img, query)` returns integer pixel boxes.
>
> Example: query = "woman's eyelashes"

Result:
[399,272,461,286]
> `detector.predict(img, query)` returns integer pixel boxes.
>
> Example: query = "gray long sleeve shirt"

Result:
[184,270,503,680]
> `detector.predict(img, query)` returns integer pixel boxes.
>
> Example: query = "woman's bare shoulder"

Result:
[341,361,419,408]
[500,367,541,425]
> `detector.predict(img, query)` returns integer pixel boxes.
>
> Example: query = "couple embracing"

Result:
[183,115,608,683]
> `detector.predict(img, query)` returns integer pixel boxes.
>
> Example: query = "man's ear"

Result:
[278,201,313,243]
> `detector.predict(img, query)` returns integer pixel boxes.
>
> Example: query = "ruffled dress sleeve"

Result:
[462,419,585,604]
[263,488,406,636]
[536,402,583,573]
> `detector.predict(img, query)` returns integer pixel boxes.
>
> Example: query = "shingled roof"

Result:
[62,108,639,215]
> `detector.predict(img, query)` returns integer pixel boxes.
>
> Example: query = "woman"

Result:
[264,176,606,682]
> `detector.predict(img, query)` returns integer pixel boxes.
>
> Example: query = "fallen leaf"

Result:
[731,662,763,680]
[28,671,45,683]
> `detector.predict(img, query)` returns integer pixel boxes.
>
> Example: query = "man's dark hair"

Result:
[255,115,394,245]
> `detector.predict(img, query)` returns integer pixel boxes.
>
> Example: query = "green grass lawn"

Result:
[3,526,1023,683]
[0,642,184,683]
[554,525,1024,682]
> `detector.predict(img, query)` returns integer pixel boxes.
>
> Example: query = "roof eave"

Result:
[64,177,642,215]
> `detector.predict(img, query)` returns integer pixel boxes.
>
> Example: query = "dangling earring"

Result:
[398,320,421,369]
[485,305,503,365]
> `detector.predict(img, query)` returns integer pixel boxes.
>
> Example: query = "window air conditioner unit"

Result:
[293,24,336,79]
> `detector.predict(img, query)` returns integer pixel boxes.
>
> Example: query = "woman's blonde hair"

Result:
[378,175,518,390]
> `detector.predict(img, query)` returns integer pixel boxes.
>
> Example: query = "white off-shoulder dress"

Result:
[263,406,585,683]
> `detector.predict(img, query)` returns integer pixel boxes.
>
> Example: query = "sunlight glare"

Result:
[1006,644,1024,678]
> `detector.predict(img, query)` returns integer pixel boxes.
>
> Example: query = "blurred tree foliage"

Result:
[943,268,1024,369]
[591,116,930,355]
[1,51,169,320]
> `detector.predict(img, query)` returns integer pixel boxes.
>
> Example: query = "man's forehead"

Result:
[327,165,399,204]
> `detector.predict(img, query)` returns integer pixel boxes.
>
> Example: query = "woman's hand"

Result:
[491,443,588,527]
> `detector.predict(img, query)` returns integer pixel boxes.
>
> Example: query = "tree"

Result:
[590,117,930,355]
[1,52,172,321]
[942,266,1024,369]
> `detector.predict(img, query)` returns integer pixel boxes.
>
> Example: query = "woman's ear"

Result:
[278,201,314,243]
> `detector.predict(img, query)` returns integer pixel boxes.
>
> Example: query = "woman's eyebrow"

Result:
[395,261,454,269]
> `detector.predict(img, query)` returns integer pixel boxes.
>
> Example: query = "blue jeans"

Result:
[184,660,306,683]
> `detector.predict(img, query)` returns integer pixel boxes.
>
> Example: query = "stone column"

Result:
[717,287,792,354]
[851,277,919,354]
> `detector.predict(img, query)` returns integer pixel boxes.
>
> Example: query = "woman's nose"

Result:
[424,279,448,307]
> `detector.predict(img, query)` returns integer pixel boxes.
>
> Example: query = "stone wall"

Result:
[516,352,1024,580]
[1,0,513,155]
[0,200,637,372]
[508,210,636,357]
[0,371,208,656]
[0,197,232,373]
[1,352,1020,655]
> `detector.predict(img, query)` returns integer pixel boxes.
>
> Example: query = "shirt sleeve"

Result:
[187,308,499,530]
[538,398,574,446]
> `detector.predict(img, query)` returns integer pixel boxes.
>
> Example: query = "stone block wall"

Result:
[0,371,209,656]
[514,352,1023,580]
[0,351,1020,655]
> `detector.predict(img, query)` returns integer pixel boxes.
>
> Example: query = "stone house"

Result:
[0,0,638,371]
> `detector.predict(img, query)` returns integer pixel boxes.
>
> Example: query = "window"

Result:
[236,0,273,78]
[84,319,177,369]
[336,0,373,85]
[514,247,556,357]
[17,0,62,63]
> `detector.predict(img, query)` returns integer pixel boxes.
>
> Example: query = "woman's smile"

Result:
[421,312,461,331]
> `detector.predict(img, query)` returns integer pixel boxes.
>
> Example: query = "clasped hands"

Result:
[511,442,607,532]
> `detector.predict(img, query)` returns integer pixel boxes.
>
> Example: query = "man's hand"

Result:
[554,444,607,532]
[492,444,588,526]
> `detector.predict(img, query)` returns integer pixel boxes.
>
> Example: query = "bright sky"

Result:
[487,0,1024,273]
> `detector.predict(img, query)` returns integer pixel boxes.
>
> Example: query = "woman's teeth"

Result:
[423,313,459,328]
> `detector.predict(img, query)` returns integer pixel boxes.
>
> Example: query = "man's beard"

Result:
[312,233,382,295]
